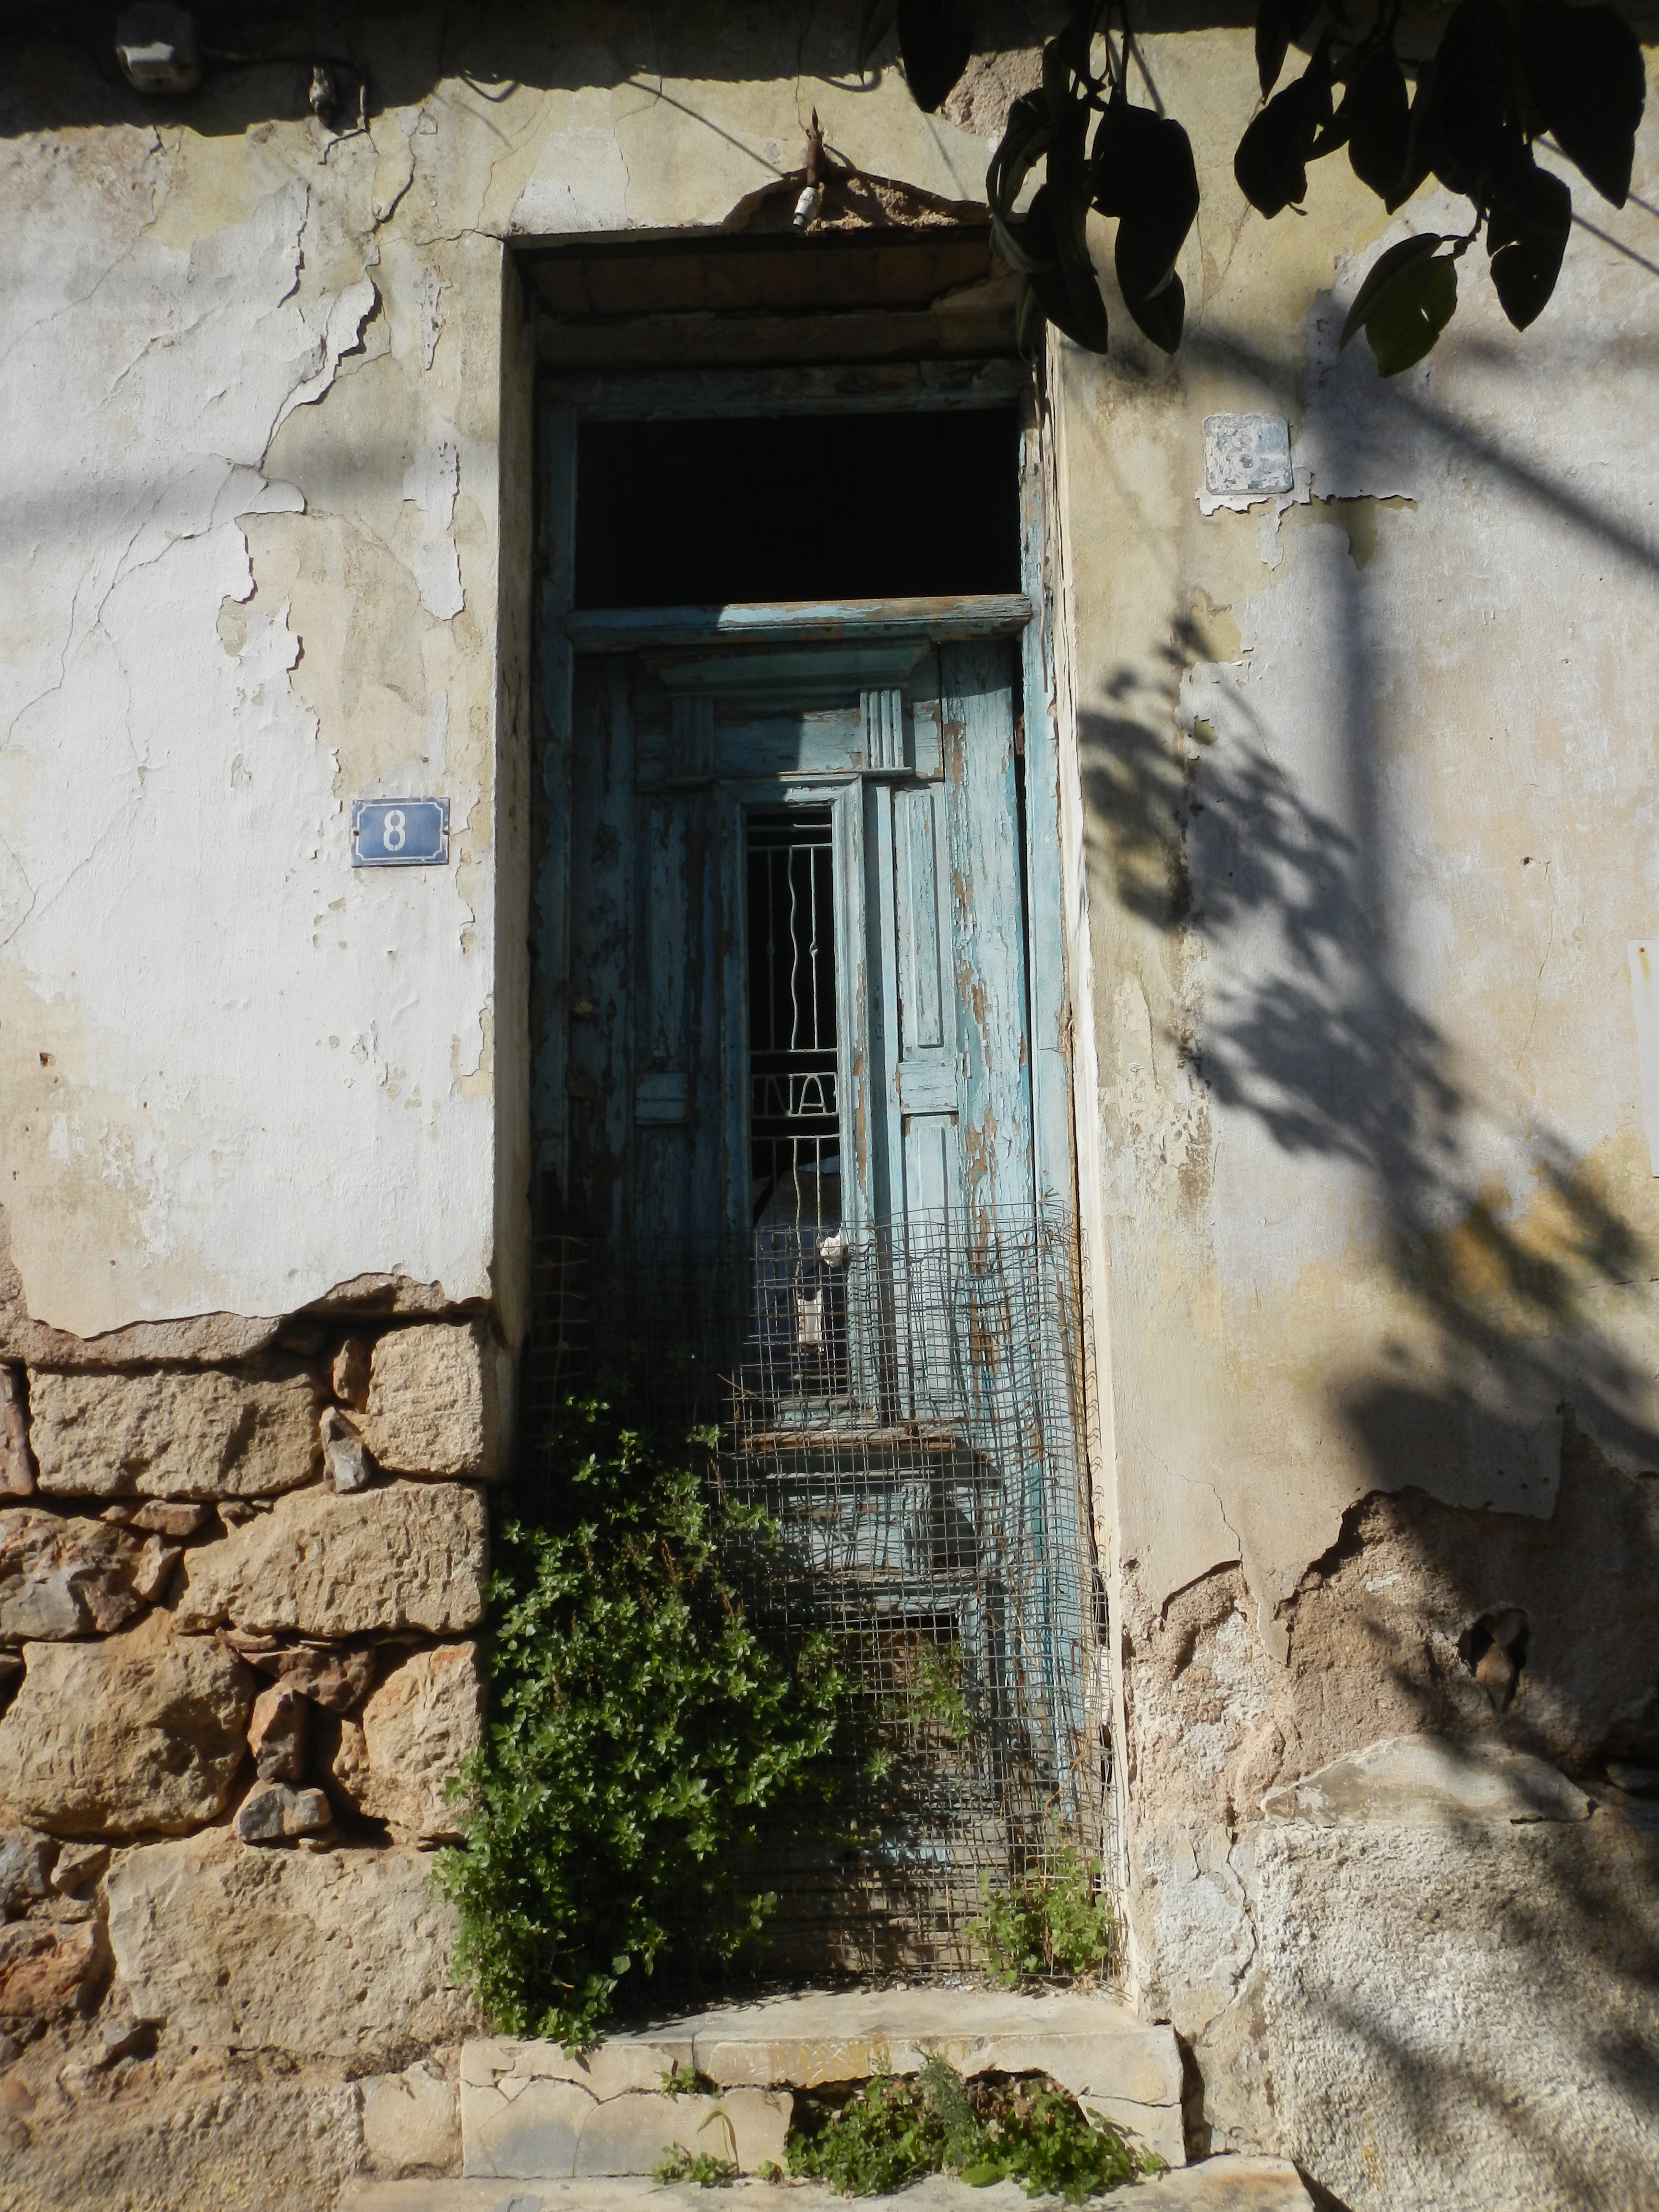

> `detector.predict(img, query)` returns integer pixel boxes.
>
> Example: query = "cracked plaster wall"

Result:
[1045,24,1659,2201]
[1055,29,1659,1644]
[0,5,997,1343]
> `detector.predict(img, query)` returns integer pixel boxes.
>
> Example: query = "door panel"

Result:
[565,660,632,1248]
[560,640,1033,1284]
[634,786,721,1250]
[943,640,1033,1236]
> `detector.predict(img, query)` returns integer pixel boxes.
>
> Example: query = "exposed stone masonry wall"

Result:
[0,1315,510,2200]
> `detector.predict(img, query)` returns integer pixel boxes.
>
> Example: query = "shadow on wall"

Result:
[0,0,1061,141]
[1082,553,1658,1498]
[1080,341,1659,2201]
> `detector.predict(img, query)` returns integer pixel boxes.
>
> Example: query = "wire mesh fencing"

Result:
[524,1206,1113,1976]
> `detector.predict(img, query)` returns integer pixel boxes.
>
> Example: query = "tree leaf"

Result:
[1256,0,1322,97]
[1019,182,1109,353]
[854,0,902,74]
[1235,44,1334,216]
[896,0,974,114]
[1118,260,1186,351]
[1486,151,1572,327]
[1341,232,1459,374]
[1518,0,1645,207]
[1417,0,1513,201]
[1342,48,1411,199]
[1092,99,1199,353]
[986,91,1050,216]
[1092,100,1200,254]
[990,205,1045,275]
[1042,17,1092,113]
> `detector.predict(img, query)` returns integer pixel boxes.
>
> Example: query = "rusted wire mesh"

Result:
[524,1207,1112,1974]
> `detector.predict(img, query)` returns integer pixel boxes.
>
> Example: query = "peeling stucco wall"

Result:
[0,125,505,1334]
[1056,37,1659,1629]
[1047,25,1659,2204]
[0,6,998,1344]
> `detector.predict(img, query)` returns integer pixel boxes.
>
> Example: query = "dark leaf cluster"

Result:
[868,0,1645,375]
[435,1397,843,2049]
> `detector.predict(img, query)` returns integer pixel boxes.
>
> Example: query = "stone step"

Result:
[459,1987,1186,2183]
[342,2153,1314,2212]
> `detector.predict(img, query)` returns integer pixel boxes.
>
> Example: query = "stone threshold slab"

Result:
[343,2153,1312,2211]
[461,1988,1186,2179]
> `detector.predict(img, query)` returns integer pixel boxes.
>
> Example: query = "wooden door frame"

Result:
[526,340,1122,1905]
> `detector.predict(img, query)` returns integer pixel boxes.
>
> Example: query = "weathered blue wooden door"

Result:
[553,631,1034,1291]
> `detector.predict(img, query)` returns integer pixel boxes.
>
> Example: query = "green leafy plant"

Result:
[973,1849,1117,1985]
[436,1397,843,2048]
[787,2058,1160,2201]
[959,2080,1162,2201]
[789,2069,953,2196]
[857,0,1645,373]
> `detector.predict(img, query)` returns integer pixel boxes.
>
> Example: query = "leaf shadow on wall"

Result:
[1075,365,1659,2203]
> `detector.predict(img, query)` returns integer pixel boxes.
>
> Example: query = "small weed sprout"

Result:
[662,2060,716,2097]
[655,2101,741,2187]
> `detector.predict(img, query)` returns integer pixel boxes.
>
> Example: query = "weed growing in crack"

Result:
[787,2058,1162,2201]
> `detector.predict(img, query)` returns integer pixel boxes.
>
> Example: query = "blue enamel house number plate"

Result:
[351,798,449,867]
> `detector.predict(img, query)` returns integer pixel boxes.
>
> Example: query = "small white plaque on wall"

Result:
[1628,941,1659,1173]
[1202,413,1293,501]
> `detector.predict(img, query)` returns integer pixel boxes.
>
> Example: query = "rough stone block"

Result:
[233,1635,378,1713]
[464,1991,1185,2173]
[461,2076,590,2177]
[322,1641,482,1841]
[362,1323,511,1480]
[1261,1734,1593,1828]
[322,1408,373,1493]
[50,1842,111,1894]
[105,1828,471,2059]
[1134,2160,1315,2209]
[0,1618,254,1836]
[249,1681,309,1780]
[236,1779,331,1843]
[0,1365,35,1496]
[0,1919,101,2023]
[29,1367,321,1500]
[175,1480,487,1636]
[0,1505,159,1639]
[1200,1810,1659,2212]
[579,2088,788,2177]
[332,1338,372,1410]
[101,1499,212,1538]
[361,2059,460,2176]
[458,2067,790,2180]
[0,1829,58,1908]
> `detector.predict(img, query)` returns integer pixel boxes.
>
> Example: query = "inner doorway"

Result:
[530,361,1105,1970]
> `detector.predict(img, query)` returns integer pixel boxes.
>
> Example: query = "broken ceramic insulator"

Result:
[114,3,201,93]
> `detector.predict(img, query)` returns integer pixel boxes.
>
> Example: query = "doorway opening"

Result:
[527,245,1106,1973]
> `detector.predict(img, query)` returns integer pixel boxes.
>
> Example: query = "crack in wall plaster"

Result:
[0,157,493,1333]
